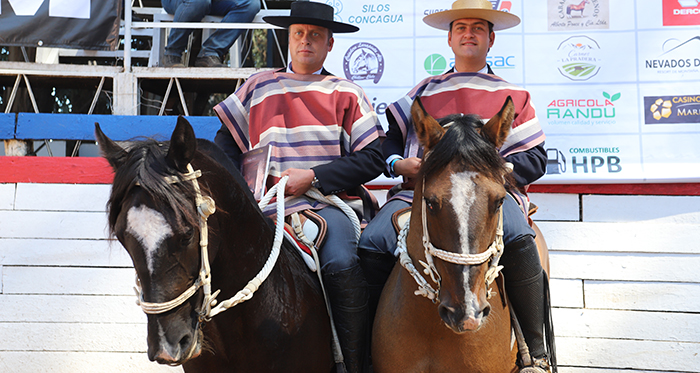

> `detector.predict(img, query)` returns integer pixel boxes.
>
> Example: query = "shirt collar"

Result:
[454,64,490,74]
[287,63,324,75]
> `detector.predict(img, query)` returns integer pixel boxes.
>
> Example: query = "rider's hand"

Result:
[394,157,421,179]
[281,168,315,197]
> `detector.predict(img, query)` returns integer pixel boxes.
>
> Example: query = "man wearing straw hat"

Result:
[359,0,555,371]
[213,1,385,372]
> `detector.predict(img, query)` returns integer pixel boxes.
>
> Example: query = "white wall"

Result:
[1,183,699,372]
[0,183,181,373]
[532,192,700,372]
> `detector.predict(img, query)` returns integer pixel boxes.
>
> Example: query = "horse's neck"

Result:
[206,167,276,279]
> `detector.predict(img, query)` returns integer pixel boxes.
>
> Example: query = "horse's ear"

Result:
[482,96,514,148]
[411,96,445,151]
[95,122,127,171]
[166,116,197,173]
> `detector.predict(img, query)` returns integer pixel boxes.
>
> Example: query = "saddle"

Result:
[283,210,328,271]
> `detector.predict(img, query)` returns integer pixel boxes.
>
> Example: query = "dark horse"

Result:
[372,97,551,372]
[96,117,333,372]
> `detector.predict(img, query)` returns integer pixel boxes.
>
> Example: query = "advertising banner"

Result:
[0,0,121,50]
[322,0,700,183]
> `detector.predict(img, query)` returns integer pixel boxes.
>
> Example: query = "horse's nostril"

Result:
[438,304,454,321]
[482,304,491,318]
[179,334,191,353]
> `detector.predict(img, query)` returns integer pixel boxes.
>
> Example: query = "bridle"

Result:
[396,178,505,302]
[133,163,289,322]
[130,162,358,366]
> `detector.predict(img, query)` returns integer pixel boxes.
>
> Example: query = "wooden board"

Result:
[15,113,220,141]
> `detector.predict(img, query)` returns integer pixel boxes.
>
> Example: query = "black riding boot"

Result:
[324,263,369,373]
[500,235,553,369]
[358,249,397,334]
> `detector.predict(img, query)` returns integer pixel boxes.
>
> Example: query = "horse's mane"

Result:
[196,138,258,207]
[107,139,201,237]
[421,114,508,183]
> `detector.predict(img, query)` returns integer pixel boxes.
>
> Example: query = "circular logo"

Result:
[343,42,385,84]
[424,54,447,75]
[325,0,343,22]
[650,98,672,120]
[556,36,602,81]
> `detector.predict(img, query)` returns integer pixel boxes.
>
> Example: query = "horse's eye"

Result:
[495,196,505,212]
[180,228,195,247]
[424,197,438,212]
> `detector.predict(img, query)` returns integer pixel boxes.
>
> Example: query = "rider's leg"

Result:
[358,199,408,335]
[499,195,551,370]
[317,206,368,373]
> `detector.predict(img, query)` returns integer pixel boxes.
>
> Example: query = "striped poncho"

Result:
[388,72,545,160]
[214,70,384,215]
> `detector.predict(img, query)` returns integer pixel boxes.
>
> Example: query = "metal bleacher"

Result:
[1,0,290,156]
[125,0,288,68]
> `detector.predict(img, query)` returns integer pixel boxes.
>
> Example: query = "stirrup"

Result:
[519,358,550,373]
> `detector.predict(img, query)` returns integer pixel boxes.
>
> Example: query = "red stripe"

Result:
[420,86,533,128]
[528,183,700,196]
[0,157,114,184]
[2,157,698,196]
[250,90,362,138]
[366,183,700,196]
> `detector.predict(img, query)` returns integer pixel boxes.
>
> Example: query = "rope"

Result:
[304,187,361,241]
[396,219,439,301]
[207,176,289,318]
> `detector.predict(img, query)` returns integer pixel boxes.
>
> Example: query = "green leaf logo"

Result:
[424,54,447,76]
[603,92,621,102]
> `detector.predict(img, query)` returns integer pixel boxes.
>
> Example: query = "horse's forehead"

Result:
[126,204,173,274]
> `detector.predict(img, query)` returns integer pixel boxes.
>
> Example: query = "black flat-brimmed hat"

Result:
[263,1,359,33]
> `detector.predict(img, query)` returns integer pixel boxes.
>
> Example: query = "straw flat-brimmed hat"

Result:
[423,0,521,31]
[264,1,359,33]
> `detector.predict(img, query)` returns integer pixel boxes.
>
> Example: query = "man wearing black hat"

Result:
[213,2,385,372]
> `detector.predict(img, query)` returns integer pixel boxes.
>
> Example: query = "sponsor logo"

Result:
[347,3,404,24]
[343,42,385,84]
[325,0,344,23]
[488,0,513,12]
[422,53,516,75]
[545,146,622,174]
[556,35,602,81]
[424,54,448,76]
[3,0,91,18]
[487,55,516,69]
[546,91,619,125]
[548,0,610,31]
[644,36,700,75]
[644,94,700,124]
[663,0,700,26]
[423,1,510,18]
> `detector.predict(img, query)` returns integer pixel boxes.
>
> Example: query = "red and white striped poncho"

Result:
[388,72,545,160]
[214,70,384,215]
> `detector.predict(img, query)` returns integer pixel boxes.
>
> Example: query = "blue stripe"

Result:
[267,139,339,147]
[271,155,338,163]
[218,103,250,151]
[500,130,544,155]
[241,74,347,107]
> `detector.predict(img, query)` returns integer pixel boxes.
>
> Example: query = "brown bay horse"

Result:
[372,97,551,372]
[96,117,334,372]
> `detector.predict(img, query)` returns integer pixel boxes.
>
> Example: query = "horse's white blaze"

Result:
[126,205,173,274]
[450,171,478,308]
